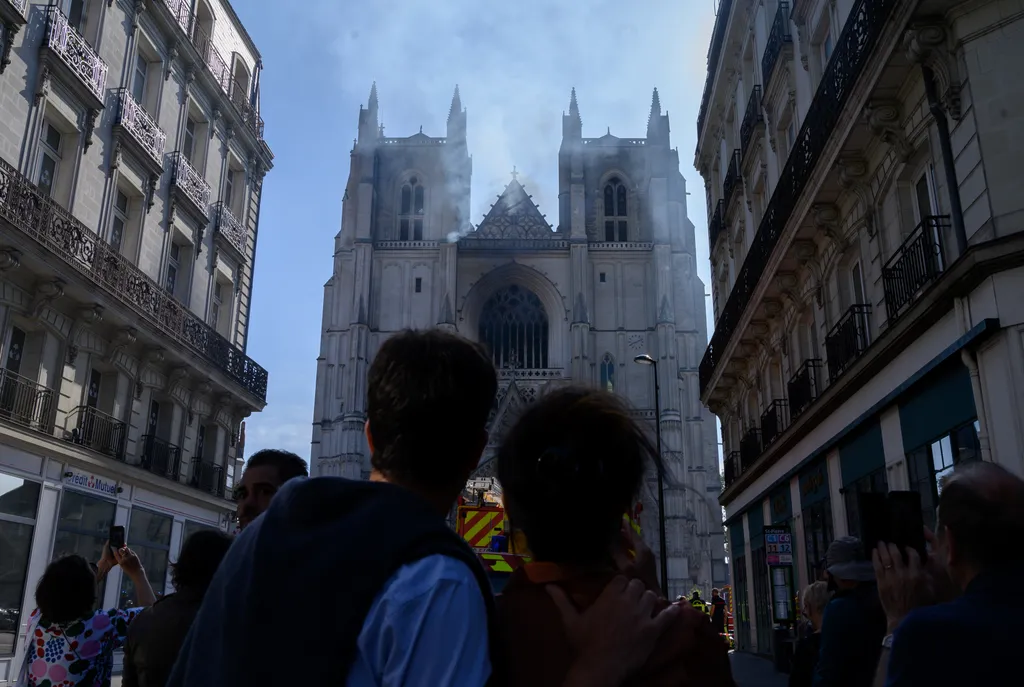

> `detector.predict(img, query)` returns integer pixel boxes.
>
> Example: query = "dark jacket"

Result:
[812,583,885,687]
[122,589,204,687]
[166,477,494,686]
[788,632,821,687]
[710,596,727,633]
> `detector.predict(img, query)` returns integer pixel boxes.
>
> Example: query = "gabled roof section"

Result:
[466,175,555,240]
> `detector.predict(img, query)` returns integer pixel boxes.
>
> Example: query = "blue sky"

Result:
[235,0,719,462]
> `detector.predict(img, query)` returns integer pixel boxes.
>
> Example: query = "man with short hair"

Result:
[873,462,1024,686]
[233,448,309,530]
[169,329,680,687]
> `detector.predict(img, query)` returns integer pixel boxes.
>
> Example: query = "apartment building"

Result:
[0,0,271,677]
[695,0,1024,655]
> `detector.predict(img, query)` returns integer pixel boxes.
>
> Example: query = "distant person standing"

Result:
[709,588,727,635]
[689,590,707,615]
[789,582,830,687]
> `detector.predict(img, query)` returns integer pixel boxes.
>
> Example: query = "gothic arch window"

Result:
[600,353,615,392]
[398,176,425,240]
[603,177,628,242]
[479,285,549,370]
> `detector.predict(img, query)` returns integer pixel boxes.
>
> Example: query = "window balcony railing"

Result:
[189,458,225,498]
[171,152,212,213]
[700,0,900,396]
[825,305,872,382]
[740,85,764,159]
[0,158,269,402]
[696,0,735,137]
[740,427,762,472]
[215,202,247,256]
[724,450,742,489]
[722,149,742,209]
[44,6,108,103]
[787,358,822,421]
[9,0,28,16]
[709,198,726,249]
[160,0,191,36]
[760,400,789,448]
[761,2,792,86]
[228,77,265,140]
[65,406,128,460]
[0,369,54,433]
[139,434,182,481]
[116,88,167,164]
[882,215,949,323]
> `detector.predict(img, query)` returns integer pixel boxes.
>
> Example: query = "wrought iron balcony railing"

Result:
[788,358,822,421]
[740,85,764,158]
[709,198,726,249]
[722,149,742,209]
[762,2,792,86]
[189,458,225,497]
[697,0,735,137]
[825,305,872,382]
[160,0,191,35]
[740,427,762,472]
[44,6,108,102]
[215,202,247,256]
[760,400,790,448]
[139,434,182,480]
[700,0,900,396]
[65,405,127,460]
[116,89,167,164]
[9,0,27,16]
[882,215,948,323]
[0,369,54,433]
[229,77,265,140]
[724,450,742,489]
[171,152,211,212]
[0,158,269,401]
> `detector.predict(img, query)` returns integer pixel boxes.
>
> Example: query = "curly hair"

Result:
[36,555,96,624]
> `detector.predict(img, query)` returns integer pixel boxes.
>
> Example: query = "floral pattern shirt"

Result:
[19,606,144,687]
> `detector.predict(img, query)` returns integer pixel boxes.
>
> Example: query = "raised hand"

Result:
[114,546,144,576]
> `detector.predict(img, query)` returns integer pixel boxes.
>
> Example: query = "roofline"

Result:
[220,0,262,61]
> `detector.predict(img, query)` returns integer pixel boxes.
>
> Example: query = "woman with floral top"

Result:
[16,543,157,687]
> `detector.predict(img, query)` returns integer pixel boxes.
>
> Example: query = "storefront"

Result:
[838,421,888,541]
[799,459,833,585]
[747,505,773,655]
[729,521,751,651]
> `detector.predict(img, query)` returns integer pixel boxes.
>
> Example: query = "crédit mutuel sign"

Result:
[63,469,119,497]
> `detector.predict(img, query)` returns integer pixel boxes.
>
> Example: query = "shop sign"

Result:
[764,525,793,566]
[63,469,118,497]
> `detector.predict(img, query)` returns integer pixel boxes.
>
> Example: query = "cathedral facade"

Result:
[310,84,728,596]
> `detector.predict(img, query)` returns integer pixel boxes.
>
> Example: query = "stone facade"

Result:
[0,0,271,675]
[311,85,729,598]
[696,0,1024,655]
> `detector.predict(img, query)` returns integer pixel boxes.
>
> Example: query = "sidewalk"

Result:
[730,651,789,687]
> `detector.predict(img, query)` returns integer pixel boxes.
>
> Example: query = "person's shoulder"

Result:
[895,601,966,642]
[379,554,484,607]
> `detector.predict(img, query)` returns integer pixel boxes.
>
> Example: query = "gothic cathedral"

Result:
[311,84,728,596]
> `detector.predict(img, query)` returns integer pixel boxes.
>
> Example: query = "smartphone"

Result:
[857,491,927,564]
[109,525,126,550]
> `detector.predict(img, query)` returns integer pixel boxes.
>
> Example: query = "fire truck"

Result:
[455,479,529,592]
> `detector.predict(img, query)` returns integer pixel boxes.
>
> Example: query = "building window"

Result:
[906,420,981,531]
[0,474,41,656]
[119,508,172,607]
[478,284,549,370]
[603,177,628,241]
[599,272,606,283]
[183,116,197,163]
[414,277,422,293]
[801,500,833,583]
[600,353,615,392]
[211,281,223,330]
[110,190,130,252]
[399,177,425,241]
[182,520,217,546]
[37,122,62,199]
[821,29,833,64]
[166,243,180,294]
[52,489,116,607]
[132,53,148,104]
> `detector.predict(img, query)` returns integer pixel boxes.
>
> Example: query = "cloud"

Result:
[242,403,311,465]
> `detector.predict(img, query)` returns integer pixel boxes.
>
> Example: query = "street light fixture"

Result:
[633,353,670,599]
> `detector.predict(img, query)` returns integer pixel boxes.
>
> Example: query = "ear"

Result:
[364,420,376,455]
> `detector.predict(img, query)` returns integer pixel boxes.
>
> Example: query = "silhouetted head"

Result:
[36,555,96,624]
[235,449,308,529]
[171,530,233,594]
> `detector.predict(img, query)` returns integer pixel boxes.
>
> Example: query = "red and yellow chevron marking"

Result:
[458,507,506,548]
[478,552,531,574]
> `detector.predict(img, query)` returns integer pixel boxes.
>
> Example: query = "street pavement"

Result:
[730,651,789,687]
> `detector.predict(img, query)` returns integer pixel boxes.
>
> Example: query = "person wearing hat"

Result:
[811,536,886,687]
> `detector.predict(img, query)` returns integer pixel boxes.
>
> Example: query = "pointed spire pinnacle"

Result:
[448,85,462,121]
[649,87,661,120]
[569,87,580,119]
[368,82,378,110]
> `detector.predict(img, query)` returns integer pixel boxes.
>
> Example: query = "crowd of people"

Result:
[13,327,1024,686]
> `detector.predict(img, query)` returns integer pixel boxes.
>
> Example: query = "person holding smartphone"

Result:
[15,542,157,687]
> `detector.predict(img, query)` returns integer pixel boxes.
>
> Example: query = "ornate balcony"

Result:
[761,2,793,87]
[0,1,28,76]
[229,77,265,140]
[697,0,735,137]
[171,152,211,218]
[160,0,191,35]
[722,149,742,209]
[115,89,166,168]
[189,458,225,498]
[740,428,762,472]
[700,0,901,396]
[740,85,764,160]
[138,434,182,481]
[215,202,247,258]
[0,158,269,402]
[825,305,872,382]
[64,406,127,460]
[760,400,789,448]
[709,198,726,249]
[42,6,108,109]
[724,450,742,489]
[882,216,948,323]
[0,369,54,433]
[788,358,822,421]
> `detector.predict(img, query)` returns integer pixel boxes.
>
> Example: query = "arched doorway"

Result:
[478,284,549,370]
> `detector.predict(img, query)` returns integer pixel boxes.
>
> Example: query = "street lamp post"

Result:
[634,353,670,599]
